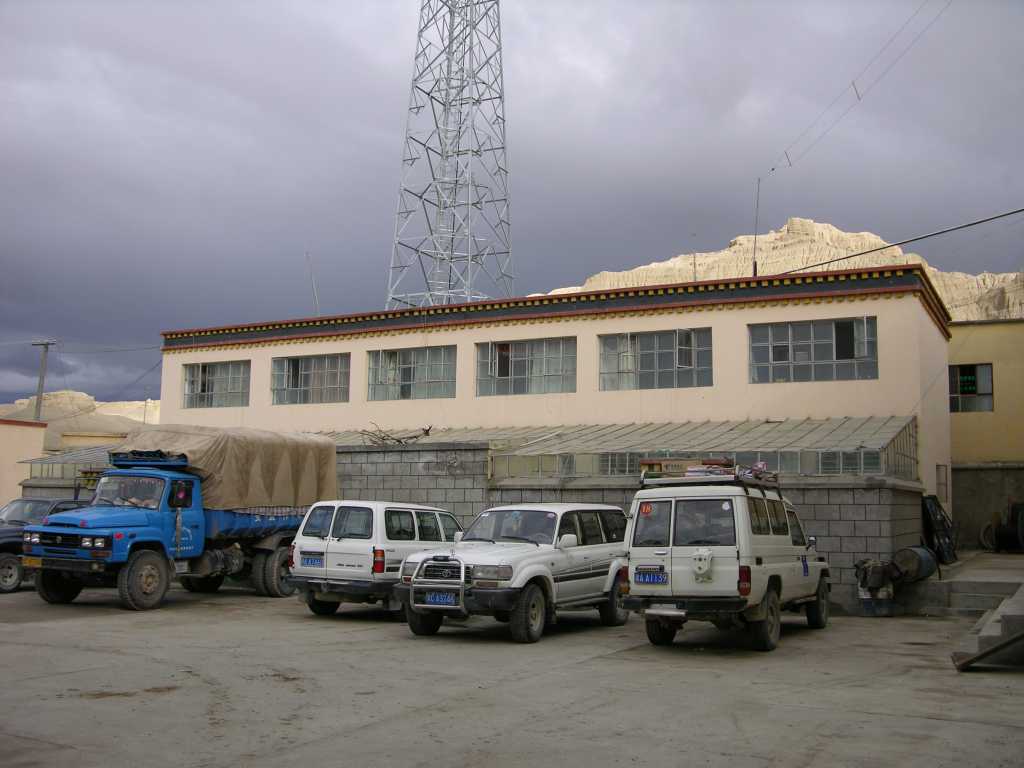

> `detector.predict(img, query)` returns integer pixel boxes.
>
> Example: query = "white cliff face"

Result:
[0,391,160,424]
[548,217,1022,321]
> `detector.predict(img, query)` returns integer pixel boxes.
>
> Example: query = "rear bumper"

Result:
[623,595,748,620]
[23,556,109,574]
[393,583,521,615]
[288,574,393,600]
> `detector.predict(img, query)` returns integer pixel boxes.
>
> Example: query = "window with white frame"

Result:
[367,345,456,401]
[183,361,250,408]
[948,363,993,412]
[476,337,576,396]
[599,328,713,391]
[749,317,877,383]
[271,354,350,405]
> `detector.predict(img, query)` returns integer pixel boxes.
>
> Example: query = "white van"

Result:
[622,470,830,650]
[288,500,462,616]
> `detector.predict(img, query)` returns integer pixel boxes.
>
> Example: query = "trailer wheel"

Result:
[250,552,268,596]
[117,549,170,610]
[35,570,83,604]
[180,574,225,594]
[262,546,296,598]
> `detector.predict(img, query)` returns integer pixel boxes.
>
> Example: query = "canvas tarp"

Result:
[115,425,337,510]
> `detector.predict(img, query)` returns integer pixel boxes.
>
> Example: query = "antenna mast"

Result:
[387,0,513,309]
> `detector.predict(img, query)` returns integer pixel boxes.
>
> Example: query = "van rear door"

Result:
[324,505,374,582]
[669,497,740,598]
[628,499,673,597]
[295,504,335,580]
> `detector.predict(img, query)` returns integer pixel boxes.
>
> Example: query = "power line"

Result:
[779,206,1024,275]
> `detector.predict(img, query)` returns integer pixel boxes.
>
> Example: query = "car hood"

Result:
[42,506,151,529]
[412,541,549,565]
[0,522,27,539]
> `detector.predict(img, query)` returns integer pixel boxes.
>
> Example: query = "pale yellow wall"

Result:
[61,432,130,450]
[949,320,1024,464]
[160,294,950,488]
[0,420,47,501]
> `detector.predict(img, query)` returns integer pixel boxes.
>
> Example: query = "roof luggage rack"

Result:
[639,458,780,491]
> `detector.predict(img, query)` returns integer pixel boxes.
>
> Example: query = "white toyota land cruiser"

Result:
[393,504,630,643]
[622,465,830,651]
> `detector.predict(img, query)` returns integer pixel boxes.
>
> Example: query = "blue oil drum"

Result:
[892,546,938,582]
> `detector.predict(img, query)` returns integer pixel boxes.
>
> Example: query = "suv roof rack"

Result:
[639,458,780,493]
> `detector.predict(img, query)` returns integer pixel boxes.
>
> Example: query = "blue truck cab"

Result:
[22,450,305,610]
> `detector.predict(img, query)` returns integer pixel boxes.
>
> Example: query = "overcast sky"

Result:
[1,0,1022,404]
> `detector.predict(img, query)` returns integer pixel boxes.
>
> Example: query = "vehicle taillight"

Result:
[287,544,295,569]
[738,565,752,596]
[372,548,386,574]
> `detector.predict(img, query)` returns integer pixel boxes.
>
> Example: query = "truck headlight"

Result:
[23,532,30,543]
[81,537,93,548]
[30,533,40,544]
[470,565,513,581]
[93,537,106,548]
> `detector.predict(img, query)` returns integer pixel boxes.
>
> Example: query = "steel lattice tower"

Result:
[387,0,513,309]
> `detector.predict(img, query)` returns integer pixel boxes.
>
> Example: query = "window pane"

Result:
[416,511,442,542]
[750,326,770,344]
[835,320,856,360]
[977,364,993,395]
[385,510,415,540]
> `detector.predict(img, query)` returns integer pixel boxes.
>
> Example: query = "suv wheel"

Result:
[0,552,24,593]
[406,606,444,636]
[509,583,546,643]
[35,570,83,604]
[598,575,630,627]
[806,578,830,629]
[645,618,677,646]
[749,588,781,651]
[306,593,340,616]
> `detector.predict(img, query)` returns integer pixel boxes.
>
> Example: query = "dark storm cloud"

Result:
[1,0,1022,402]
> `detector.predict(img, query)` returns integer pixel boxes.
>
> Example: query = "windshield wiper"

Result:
[463,536,496,543]
[499,535,540,546]
[8,519,29,525]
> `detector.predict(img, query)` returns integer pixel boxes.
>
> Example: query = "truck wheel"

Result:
[262,546,296,598]
[35,570,83,604]
[250,552,268,596]
[645,618,677,646]
[306,593,340,616]
[509,583,546,643]
[180,575,225,594]
[598,575,630,627]
[749,588,781,651]
[117,549,170,611]
[0,552,24,593]
[406,607,443,636]
[805,578,830,629]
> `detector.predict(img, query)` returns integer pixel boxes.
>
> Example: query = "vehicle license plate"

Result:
[426,591,457,606]
[22,556,42,568]
[301,556,324,568]
[635,571,668,585]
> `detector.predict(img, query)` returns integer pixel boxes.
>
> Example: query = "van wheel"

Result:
[35,570,83,604]
[645,618,677,646]
[262,547,296,598]
[0,552,24,593]
[180,575,224,593]
[509,583,546,643]
[749,588,781,651]
[117,550,170,611]
[406,607,443,636]
[250,552,268,596]
[306,593,340,616]
[598,575,630,626]
[806,578,830,629]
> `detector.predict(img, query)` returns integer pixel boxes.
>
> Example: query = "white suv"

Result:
[393,504,630,643]
[622,475,830,650]
[288,500,461,616]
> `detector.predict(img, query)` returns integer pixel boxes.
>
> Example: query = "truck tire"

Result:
[117,549,170,611]
[597,574,630,627]
[805,578,830,629]
[406,607,443,636]
[0,552,24,593]
[509,583,546,643]
[749,588,781,651]
[35,570,83,604]
[305,593,340,616]
[645,618,677,646]
[250,552,268,596]
[262,546,296,598]
[180,574,225,594]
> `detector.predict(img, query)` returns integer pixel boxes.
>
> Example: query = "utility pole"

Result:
[31,340,57,421]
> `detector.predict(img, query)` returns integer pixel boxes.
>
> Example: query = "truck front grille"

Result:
[38,532,82,548]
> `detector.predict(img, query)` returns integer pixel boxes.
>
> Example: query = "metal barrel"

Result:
[892,546,938,583]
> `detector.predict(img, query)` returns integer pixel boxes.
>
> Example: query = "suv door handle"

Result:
[654,550,669,556]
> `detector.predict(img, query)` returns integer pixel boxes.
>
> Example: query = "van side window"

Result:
[748,497,771,535]
[578,511,605,545]
[439,513,461,540]
[302,505,335,538]
[331,506,372,539]
[632,500,671,547]
[416,511,442,541]
[599,509,627,542]
[786,510,807,546]
[385,509,415,541]
[768,499,790,536]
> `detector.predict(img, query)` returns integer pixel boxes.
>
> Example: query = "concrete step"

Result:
[957,584,1024,665]
[948,580,1023,596]
[949,593,1008,611]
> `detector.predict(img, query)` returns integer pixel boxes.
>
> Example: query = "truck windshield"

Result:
[0,499,52,525]
[93,476,165,510]
[462,509,557,545]
[673,499,736,546]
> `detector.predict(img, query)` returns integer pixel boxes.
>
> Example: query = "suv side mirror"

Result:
[558,533,578,549]
[453,531,463,543]
[807,535,817,550]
